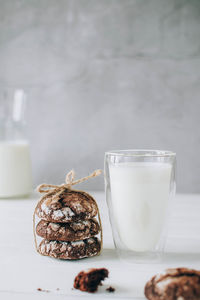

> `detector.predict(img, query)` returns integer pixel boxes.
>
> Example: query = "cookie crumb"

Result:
[106,286,115,293]
[74,268,108,293]
[37,288,50,293]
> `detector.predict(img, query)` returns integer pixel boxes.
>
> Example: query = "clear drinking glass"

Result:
[104,150,176,263]
[0,89,32,197]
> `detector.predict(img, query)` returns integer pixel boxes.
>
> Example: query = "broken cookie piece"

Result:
[145,268,200,300]
[74,268,108,293]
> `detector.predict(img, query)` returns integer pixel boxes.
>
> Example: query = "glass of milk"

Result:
[0,89,32,198]
[105,150,176,262]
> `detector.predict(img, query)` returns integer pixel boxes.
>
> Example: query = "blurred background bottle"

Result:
[0,89,32,197]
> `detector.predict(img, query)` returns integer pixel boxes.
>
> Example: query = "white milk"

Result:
[0,142,32,197]
[109,162,172,252]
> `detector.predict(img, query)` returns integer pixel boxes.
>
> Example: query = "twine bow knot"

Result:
[37,169,102,195]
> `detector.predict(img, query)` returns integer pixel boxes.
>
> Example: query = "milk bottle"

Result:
[0,90,32,197]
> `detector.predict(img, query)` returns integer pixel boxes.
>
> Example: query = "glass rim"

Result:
[105,149,176,157]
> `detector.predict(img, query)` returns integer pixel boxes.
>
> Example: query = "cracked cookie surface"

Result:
[36,189,98,223]
[36,219,100,241]
[38,237,101,260]
[145,268,200,300]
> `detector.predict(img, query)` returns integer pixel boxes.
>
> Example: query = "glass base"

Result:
[116,249,163,264]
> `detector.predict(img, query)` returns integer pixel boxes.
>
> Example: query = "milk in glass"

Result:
[109,162,172,252]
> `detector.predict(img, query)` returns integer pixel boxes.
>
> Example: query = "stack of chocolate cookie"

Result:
[35,189,101,260]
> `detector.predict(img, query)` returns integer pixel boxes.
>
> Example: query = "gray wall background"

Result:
[0,0,200,192]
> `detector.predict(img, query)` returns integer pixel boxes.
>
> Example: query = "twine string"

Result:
[37,169,102,194]
[65,169,75,185]
[33,169,103,255]
[97,206,103,255]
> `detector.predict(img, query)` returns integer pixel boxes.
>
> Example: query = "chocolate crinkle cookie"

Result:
[38,237,101,260]
[36,190,98,223]
[36,219,100,242]
[74,268,108,293]
[145,268,200,300]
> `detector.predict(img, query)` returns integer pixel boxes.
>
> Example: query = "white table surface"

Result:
[0,192,200,300]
